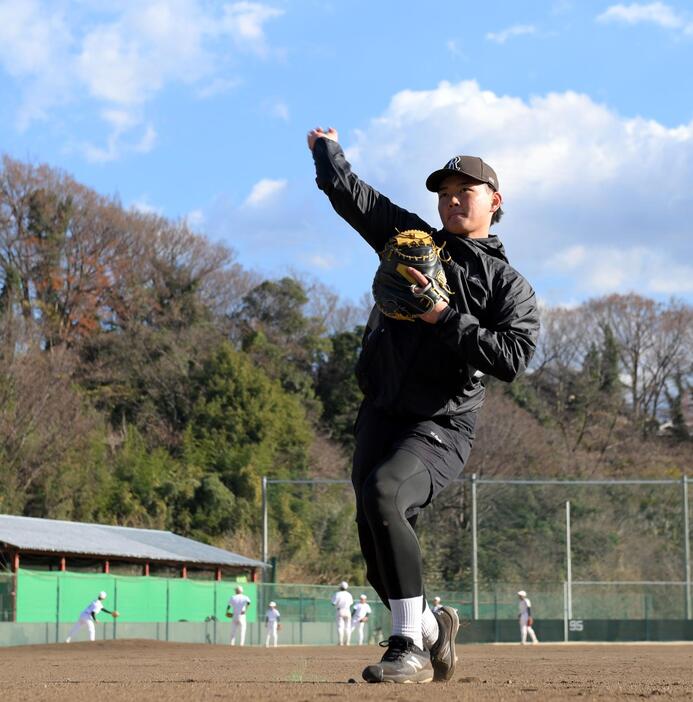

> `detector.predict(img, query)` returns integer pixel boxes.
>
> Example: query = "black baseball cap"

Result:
[426,155,499,192]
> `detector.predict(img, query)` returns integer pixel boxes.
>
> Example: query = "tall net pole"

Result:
[566,500,573,620]
[683,475,691,620]
[262,476,268,566]
[471,473,479,620]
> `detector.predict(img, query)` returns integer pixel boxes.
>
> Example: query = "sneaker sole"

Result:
[362,665,434,684]
[432,606,460,682]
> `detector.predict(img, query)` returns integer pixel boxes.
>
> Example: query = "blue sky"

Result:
[1,0,692,307]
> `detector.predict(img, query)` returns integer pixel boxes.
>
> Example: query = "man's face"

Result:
[437,174,501,238]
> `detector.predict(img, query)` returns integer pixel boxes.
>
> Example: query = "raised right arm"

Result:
[308,130,431,252]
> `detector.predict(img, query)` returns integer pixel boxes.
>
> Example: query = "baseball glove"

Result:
[372,230,452,321]
[225,612,233,619]
[527,617,534,627]
[111,611,120,618]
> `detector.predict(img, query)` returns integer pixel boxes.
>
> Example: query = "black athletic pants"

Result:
[352,400,476,604]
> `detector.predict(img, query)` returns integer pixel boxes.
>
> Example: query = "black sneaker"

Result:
[429,606,459,682]
[362,635,433,684]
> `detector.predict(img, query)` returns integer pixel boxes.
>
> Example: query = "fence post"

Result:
[493,584,498,643]
[262,476,268,566]
[113,578,118,640]
[213,583,218,644]
[683,474,691,620]
[566,501,573,620]
[563,581,568,643]
[471,473,478,620]
[55,574,60,643]
[165,581,170,642]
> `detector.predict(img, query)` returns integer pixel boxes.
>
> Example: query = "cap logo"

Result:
[445,156,461,170]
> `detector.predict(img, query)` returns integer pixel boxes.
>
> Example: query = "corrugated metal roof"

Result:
[0,515,265,568]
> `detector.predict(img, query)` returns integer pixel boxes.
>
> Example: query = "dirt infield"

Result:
[1,640,692,700]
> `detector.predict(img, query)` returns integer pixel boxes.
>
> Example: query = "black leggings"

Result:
[352,402,436,603]
[357,450,431,601]
[352,401,476,607]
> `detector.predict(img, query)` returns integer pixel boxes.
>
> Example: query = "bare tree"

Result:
[588,294,692,430]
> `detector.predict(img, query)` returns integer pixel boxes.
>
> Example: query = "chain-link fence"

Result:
[1,474,690,646]
[264,475,692,619]
[2,572,693,646]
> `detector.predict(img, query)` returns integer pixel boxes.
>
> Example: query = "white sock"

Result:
[421,603,440,648]
[389,596,424,649]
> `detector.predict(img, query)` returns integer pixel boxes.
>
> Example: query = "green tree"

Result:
[236,277,328,414]
[665,372,691,442]
[315,327,364,449]
[182,342,314,551]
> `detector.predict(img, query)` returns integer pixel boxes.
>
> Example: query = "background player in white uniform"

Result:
[431,597,443,613]
[265,601,281,647]
[331,581,353,645]
[517,590,539,644]
[65,591,117,642]
[350,594,372,645]
[226,585,251,646]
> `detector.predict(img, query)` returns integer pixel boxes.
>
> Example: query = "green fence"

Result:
[0,571,12,622]
[13,569,257,624]
[1,571,692,646]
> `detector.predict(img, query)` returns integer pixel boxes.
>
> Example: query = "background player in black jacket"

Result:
[307,127,539,684]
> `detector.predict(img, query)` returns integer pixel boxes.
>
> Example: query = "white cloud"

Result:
[547,245,693,295]
[129,197,163,216]
[220,2,284,56]
[0,0,284,151]
[198,80,693,304]
[135,125,158,154]
[0,0,70,77]
[81,109,157,163]
[548,245,588,269]
[197,77,243,99]
[344,80,693,300]
[596,2,693,33]
[270,100,290,121]
[74,1,282,107]
[486,24,536,44]
[243,178,288,207]
[186,209,206,229]
[306,253,338,270]
[0,0,73,127]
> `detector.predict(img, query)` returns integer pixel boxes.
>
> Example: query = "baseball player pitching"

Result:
[331,581,354,645]
[307,126,539,683]
[350,594,372,645]
[226,585,251,646]
[517,590,539,644]
[65,591,118,642]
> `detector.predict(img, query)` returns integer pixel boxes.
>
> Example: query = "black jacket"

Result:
[313,138,540,417]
